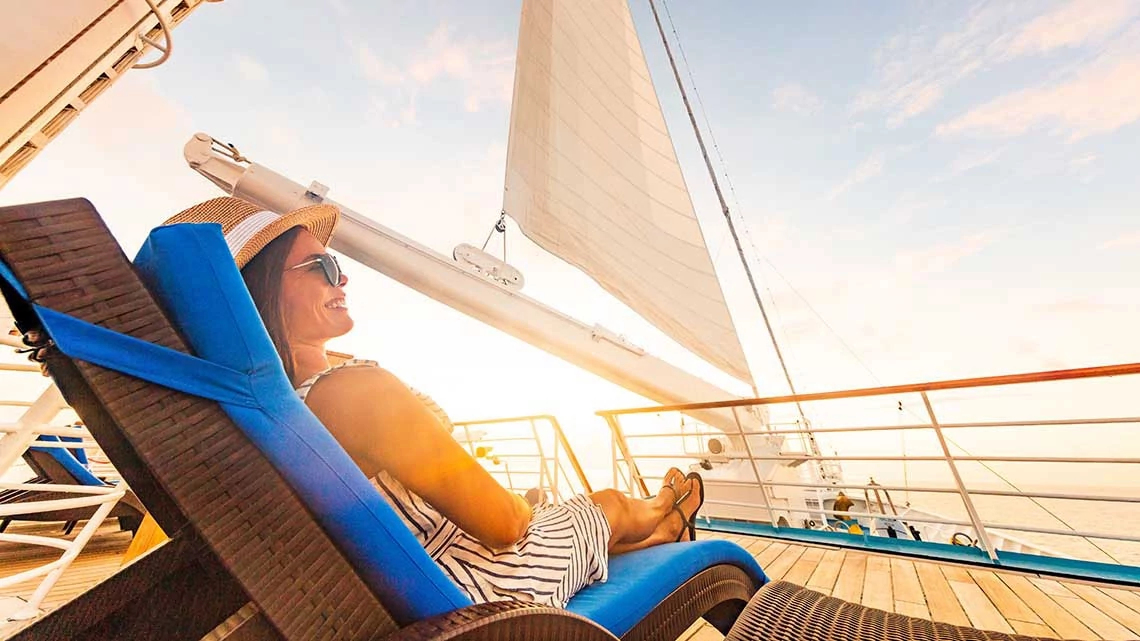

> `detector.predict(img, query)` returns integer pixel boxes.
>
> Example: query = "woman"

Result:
[163,197,705,608]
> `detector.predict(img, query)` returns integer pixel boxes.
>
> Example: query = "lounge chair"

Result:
[0,198,766,640]
[0,433,144,534]
[727,581,1061,641]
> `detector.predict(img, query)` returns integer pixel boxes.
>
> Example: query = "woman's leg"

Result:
[590,469,692,549]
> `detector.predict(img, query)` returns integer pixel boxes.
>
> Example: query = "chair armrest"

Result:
[385,601,619,641]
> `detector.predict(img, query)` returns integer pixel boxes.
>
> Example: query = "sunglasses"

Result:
[286,253,343,287]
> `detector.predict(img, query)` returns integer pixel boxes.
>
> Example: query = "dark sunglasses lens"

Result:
[321,255,341,286]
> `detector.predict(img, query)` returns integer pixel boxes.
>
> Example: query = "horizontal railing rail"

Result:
[597,361,1140,569]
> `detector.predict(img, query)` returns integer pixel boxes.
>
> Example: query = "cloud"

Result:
[935,51,1140,140]
[827,151,885,200]
[352,23,513,116]
[355,43,405,86]
[234,53,268,83]
[933,147,1003,183]
[368,94,417,129]
[772,84,823,116]
[1099,232,1140,250]
[1004,0,1139,57]
[894,229,1003,277]
[410,24,513,113]
[854,1,1140,127]
[884,191,948,224]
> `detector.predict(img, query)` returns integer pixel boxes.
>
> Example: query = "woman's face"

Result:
[280,230,353,343]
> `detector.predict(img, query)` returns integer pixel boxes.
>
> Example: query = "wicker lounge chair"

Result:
[0,434,144,535]
[0,198,766,640]
[727,581,1068,641]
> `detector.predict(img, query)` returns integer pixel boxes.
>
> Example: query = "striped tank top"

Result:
[297,359,611,608]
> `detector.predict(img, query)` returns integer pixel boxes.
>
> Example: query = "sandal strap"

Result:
[671,504,695,543]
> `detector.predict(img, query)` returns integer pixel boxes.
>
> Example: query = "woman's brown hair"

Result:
[241,227,304,383]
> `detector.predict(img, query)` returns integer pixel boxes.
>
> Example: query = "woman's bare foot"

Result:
[658,467,685,503]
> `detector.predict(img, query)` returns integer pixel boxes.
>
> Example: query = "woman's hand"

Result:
[304,365,532,550]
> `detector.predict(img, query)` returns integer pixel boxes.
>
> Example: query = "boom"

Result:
[184,133,767,436]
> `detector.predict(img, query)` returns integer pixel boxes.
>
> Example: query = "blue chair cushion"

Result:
[566,540,767,637]
[132,222,472,624]
[30,434,103,486]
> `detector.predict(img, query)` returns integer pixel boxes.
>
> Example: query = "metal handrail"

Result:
[755,480,1140,504]
[597,361,1140,566]
[596,362,1140,416]
[617,415,1140,438]
[452,414,593,496]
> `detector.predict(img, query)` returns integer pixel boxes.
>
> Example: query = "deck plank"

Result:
[1101,587,1140,613]
[1031,577,1076,598]
[940,563,973,583]
[761,544,805,582]
[1051,594,1135,640]
[949,578,1015,633]
[753,541,788,569]
[1010,620,1061,638]
[1000,574,1097,640]
[890,558,924,605]
[968,570,1043,624]
[861,555,893,612]
[685,623,724,640]
[1065,584,1140,637]
[914,561,970,627]
[742,537,773,556]
[782,546,825,586]
[894,598,930,620]
[831,552,865,603]
[806,549,845,593]
[677,619,710,641]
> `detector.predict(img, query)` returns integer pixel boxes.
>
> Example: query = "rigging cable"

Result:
[654,0,1114,560]
[648,0,803,421]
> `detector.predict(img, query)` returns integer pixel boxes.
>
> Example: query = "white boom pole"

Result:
[184,133,767,437]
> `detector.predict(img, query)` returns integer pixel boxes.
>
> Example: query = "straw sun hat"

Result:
[163,196,340,268]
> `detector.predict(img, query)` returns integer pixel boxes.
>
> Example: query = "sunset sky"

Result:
[3,0,1139,484]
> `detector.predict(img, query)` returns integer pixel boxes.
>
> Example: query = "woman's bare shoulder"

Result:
[304,364,418,411]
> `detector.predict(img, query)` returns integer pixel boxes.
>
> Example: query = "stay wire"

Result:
[657,0,1109,559]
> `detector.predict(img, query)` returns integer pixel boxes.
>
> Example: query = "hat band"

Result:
[223,210,281,258]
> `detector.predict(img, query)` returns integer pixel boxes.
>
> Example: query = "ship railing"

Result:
[1,335,125,620]
[451,414,592,504]
[596,362,1140,570]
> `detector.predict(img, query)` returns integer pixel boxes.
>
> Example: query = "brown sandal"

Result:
[683,472,706,541]
[670,474,702,542]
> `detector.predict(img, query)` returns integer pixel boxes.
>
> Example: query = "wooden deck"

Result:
[682,531,1140,641]
[4,523,1140,640]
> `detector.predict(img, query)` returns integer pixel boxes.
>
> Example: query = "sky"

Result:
[3,0,1140,489]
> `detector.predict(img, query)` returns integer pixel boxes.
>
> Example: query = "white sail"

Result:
[503,0,752,384]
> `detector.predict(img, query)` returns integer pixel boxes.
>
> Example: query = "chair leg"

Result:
[62,520,77,536]
[8,533,257,641]
[0,518,10,532]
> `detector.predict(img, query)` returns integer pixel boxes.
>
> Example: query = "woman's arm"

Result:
[303,365,532,549]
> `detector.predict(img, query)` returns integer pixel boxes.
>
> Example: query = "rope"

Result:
[134,0,173,69]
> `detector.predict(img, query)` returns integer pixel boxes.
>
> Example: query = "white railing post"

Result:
[527,418,554,502]
[921,392,998,562]
[602,414,649,498]
[730,406,779,528]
